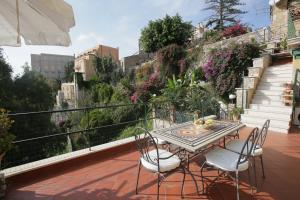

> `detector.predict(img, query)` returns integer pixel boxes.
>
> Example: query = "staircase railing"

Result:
[292,69,300,123]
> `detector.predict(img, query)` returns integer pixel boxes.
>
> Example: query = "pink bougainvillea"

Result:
[130,93,138,104]
[222,23,248,39]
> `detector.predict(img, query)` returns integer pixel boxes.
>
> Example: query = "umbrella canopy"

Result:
[269,0,282,6]
[0,0,75,46]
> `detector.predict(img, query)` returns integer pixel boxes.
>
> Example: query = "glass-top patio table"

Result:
[151,120,245,153]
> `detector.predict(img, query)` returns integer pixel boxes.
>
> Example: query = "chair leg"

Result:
[181,167,186,198]
[185,167,199,194]
[235,170,240,200]
[236,130,240,139]
[157,173,160,200]
[260,155,266,179]
[253,157,257,189]
[136,161,141,195]
[200,161,206,194]
[247,168,253,195]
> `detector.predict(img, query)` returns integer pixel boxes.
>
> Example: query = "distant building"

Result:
[74,44,119,81]
[56,82,78,108]
[120,52,153,73]
[192,23,206,40]
[31,53,74,80]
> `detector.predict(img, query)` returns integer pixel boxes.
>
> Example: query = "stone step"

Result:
[253,94,284,102]
[261,77,293,83]
[257,85,284,91]
[255,90,283,96]
[258,82,286,87]
[265,65,293,72]
[244,123,289,133]
[264,70,293,75]
[251,99,285,106]
[249,104,292,114]
[241,115,290,130]
[244,109,291,121]
[262,73,293,79]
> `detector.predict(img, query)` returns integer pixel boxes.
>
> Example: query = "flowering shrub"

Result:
[202,42,261,100]
[131,72,162,103]
[156,44,188,79]
[222,23,248,39]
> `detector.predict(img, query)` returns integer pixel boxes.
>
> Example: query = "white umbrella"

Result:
[0,0,75,47]
[269,0,281,6]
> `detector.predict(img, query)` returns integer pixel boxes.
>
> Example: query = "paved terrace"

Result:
[5,127,300,200]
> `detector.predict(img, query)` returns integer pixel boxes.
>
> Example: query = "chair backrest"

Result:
[255,119,270,148]
[236,127,259,169]
[153,106,174,129]
[134,127,160,169]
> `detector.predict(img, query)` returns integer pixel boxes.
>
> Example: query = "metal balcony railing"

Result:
[2,101,222,170]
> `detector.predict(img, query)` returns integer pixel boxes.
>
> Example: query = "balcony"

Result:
[3,126,300,200]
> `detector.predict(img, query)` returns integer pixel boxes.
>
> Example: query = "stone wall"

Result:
[203,27,269,53]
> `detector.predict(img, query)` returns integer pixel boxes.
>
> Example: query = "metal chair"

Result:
[225,120,270,187]
[153,107,174,149]
[218,108,240,146]
[200,127,259,200]
[134,127,198,199]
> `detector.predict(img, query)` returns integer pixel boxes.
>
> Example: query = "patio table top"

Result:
[151,120,245,152]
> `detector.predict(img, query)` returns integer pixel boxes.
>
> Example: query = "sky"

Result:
[2,0,270,76]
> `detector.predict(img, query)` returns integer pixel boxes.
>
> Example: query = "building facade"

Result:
[31,53,74,80]
[74,44,119,80]
[192,23,206,40]
[120,52,153,73]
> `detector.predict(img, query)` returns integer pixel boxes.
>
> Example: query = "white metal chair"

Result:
[225,120,270,187]
[134,127,198,200]
[200,127,259,200]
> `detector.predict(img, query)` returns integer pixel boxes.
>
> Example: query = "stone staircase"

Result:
[241,63,293,133]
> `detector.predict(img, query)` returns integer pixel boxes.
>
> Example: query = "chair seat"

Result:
[205,147,249,172]
[226,139,263,156]
[227,131,239,137]
[141,149,181,173]
[156,138,168,145]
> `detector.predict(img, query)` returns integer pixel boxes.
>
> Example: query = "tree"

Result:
[93,56,121,84]
[0,48,14,109]
[140,14,193,53]
[204,0,246,30]
[12,71,54,112]
[64,60,74,82]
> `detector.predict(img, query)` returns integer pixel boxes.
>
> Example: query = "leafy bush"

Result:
[93,56,121,84]
[202,30,222,44]
[202,42,261,100]
[80,110,113,129]
[135,63,155,83]
[160,74,189,109]
[91,83,114,104]
[0,109,15,154]
[131,72,162,103]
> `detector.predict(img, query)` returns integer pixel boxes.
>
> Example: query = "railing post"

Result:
[85,108,91,151]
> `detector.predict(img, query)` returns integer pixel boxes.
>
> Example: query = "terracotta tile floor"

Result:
[5,127,300,200]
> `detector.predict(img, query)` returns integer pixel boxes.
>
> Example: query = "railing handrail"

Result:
[12,117,155,144]
[292,68,300,122]
[7,103,145,116]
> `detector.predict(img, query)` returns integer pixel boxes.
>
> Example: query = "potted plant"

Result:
[230,107,243,122]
